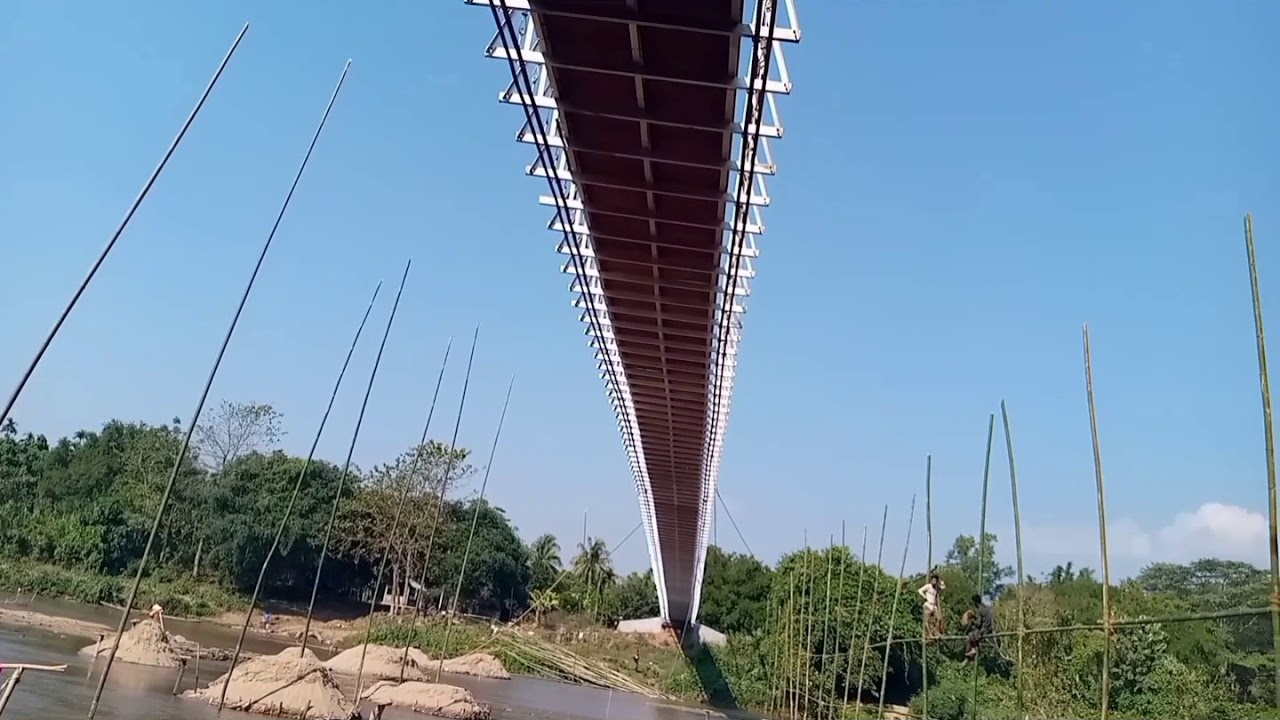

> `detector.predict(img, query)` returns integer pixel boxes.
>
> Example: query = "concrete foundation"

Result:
[616,617,727,647]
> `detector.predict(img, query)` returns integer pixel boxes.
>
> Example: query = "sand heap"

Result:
[439,653,510,680]
[79,619,181,667]
[184,647,354,720]
[324,643,427,681]
[361,680,490,720]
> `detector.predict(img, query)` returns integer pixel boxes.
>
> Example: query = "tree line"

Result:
[2,404,1278,718]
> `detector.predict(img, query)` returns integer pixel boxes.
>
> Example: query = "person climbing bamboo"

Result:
[917,572,946,639]
[963,594,995,662]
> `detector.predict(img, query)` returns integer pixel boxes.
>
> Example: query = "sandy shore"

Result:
[0,606,113,638]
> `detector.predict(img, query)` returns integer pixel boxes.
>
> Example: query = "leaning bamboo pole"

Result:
[971,413,995,720]
[802,533,815,719]
[789,572,799,720]
[1001,400,1028,719]
[921,456,933,720]
[877,496,916,719]
[853,506,890,720]
[1244,212,1280,710]
[1083,325,1115,720]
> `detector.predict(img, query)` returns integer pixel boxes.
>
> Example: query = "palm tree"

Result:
[573,537,615,619]
[529,534,563,590]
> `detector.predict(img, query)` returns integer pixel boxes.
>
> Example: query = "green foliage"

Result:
[699,546,772,635]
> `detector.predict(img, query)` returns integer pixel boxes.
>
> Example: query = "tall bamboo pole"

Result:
[802,532,815,719]
[853,506,889,720]
[789,573,799,720]
[1244,212,1280,710]
[1001,401,1027,719]
[877,496,916,719]
[971,413,995,720]
[922,456,933,720]
[88,61,352,720]
[842,526,868,719]
[819,534,836,720]
[1083,325,1114,719]
[830,521,847,720]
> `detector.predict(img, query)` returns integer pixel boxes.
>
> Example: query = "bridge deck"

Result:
[472,0,798,624]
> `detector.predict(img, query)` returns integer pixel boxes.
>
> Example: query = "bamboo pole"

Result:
[842,526,869,719]
[802,533,814,719]
[971,413,995,720]
[0,668,24,716]
[1244,212,1280,710]
[818,534,836,720]
[922,456,933,720]
[1083,324,1114,720]
[769,586,784,716]
[830,521,847,720]
[88,61,353,720]
[853,506,890,720]
[783,566,793,717]
[877,496,916,720]
[1001,400,1027,719]
[872,605,1276,647]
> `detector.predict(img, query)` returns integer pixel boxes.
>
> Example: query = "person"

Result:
[262,610,273,631]
[147,604,166,633]
[917,573,946,639]
[632,651,641,672]
[964,594,994,661]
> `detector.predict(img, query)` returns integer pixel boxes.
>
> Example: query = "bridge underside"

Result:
[472,0,798,625]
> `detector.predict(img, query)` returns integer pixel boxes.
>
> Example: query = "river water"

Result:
[0,599,718,720]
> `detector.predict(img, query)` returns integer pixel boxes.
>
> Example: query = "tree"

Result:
[609,570,660,621]
[194,400,285,471]
[944,533,1013,598]
[573,536,615,620]
[700,546,772,635]
[528,533,562,591]
[192,400,285,576]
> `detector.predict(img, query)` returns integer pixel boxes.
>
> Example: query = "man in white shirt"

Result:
[917,573,946,639]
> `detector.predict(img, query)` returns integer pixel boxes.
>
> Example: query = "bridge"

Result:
[468,0,800,627]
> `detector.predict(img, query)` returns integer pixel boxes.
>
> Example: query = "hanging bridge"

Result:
[468,0,801,627]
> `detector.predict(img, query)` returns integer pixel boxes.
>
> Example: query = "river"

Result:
[0,600,720,720]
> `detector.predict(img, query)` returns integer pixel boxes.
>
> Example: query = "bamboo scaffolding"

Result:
[802,533,814,719]
[1001,400,1027,719]
[871,605,1275,648]
[922,456,933,720]
[971,413,995,720]
[853,506,890,720]
[789,571,799,720]
[1083,325,1114,720]
[1244,212,1280,710]
[87,60,352,720]
[877,496,916,720]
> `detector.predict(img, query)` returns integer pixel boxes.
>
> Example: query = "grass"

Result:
[0,560,245,618]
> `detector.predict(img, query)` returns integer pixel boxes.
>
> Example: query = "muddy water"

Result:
[0,600,718,720]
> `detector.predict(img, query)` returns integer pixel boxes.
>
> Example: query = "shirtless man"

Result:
[917,573,946,639]
[147,604,166,633]
[964,595,995,662]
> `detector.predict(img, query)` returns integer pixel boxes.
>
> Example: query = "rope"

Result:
[715,489,755,556]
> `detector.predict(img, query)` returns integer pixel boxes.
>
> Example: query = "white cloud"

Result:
[1021,502,1269,568]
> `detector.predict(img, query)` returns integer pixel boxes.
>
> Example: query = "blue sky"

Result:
[2,1,1277,581]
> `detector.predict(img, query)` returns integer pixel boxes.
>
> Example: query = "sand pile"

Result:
[79,619,181,667]
[324,643,427,681]
[439,653,510,680]
[183,647,353,719]
[361,680,490,720]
